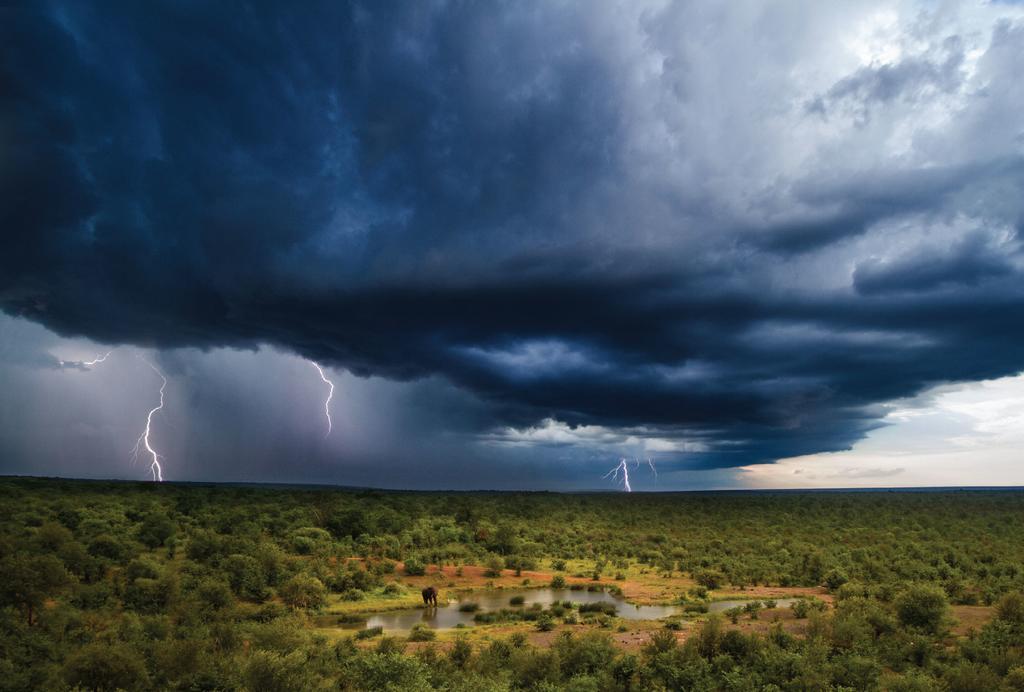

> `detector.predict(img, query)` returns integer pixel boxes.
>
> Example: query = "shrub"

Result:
[824,568,850,591]
[895,584,948,634]
[63,642,150,692]
[551,575,567,589]
[403,558,426,576]
[694,569,723,590]
[279,574,327,610]
[196,577,234,612]
[355,626,384,640]
[376,636,406,655]
[644,628,677,655]
[484,556,505,578]
[243,650,316,692]
[510,595,525,606]
[536,614,556,631]
[224,553,268,601]
[578,602,617,616]
[450,637,473,668]
[552,559,567,571]
[137,512,176,548]
[996,592,1024,625]
[458,602,480,612]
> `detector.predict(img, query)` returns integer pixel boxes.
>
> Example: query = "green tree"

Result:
[0,554,71,624]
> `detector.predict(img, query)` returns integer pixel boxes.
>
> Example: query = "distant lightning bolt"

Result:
[82,351,112,366]
[131,359,167,482]
[58,351,112,369]
[604,456,658,492]
[604,458,632,492]
[309,361,334,437]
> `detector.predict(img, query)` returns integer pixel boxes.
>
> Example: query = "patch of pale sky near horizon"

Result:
[738,371,1024,488]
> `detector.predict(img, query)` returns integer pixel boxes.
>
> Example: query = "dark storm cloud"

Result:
[853,231,1016,295]
[3,1,1024,473]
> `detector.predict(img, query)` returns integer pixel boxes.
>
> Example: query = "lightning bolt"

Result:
[131,358,167,482]
[604,458,632,492]
[82,351,112,366]
[309,361,334,437]
[604,456,658,492]
[58,351,112,369]
[646,456,658,479]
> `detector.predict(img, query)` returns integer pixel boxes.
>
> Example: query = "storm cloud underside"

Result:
[3,1,1024,480]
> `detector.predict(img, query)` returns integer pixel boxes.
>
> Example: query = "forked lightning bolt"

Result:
[131,359,167,482]
[604,458,633,492]
[58,351,112,369]
[310,361,334,437]
[604,456,658,492]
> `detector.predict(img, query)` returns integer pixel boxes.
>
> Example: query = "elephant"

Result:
[421,586,439,607]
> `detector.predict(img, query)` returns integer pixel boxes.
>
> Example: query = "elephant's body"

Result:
[421,586,438,607]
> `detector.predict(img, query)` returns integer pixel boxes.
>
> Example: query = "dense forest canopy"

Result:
[2,478,1024,690]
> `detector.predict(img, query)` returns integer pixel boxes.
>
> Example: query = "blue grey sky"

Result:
[3,1,1024,489]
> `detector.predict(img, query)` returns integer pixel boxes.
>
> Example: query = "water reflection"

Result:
[320,589,800,631]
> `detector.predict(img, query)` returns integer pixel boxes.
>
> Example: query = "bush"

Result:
[405,626,434,642]
[824,568,850,591]
[243,650,316,692]
[552,559,567,571]
[279,574,327,610]
[536,614,556,631]
[694,569,723,590]
[196,577,234,611]
[450,637,473,668]
[137,512,175,548]
[551,575,567,589]
[579,602,617,616]
[403,558,426,576]
[510,595,525,606]
[484,556,505,578]
[63,643,151,692]
[996,592,1024,625]
[355,626,384,640]
[895,584,948,634]
[224,553,268,601]
[458,602,480,612]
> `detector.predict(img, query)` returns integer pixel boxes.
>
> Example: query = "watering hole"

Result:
[319,588,799,631]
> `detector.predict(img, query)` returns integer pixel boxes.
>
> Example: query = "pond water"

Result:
[707,598,797,613]
[318,589,801,631]
[325,588,680,631]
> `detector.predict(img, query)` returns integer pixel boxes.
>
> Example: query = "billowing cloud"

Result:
[3,1,1024,481]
